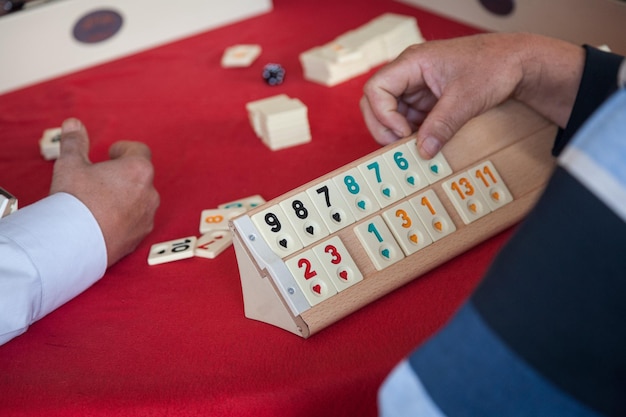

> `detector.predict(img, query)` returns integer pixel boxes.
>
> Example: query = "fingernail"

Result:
[421,136,441,158]
[62,118,81,133]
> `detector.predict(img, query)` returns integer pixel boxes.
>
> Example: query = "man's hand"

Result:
[360,33,584,159]
[50,118,160,267]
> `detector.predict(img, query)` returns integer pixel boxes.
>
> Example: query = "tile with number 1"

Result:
[409,190,456,241]
[354,215,404,271]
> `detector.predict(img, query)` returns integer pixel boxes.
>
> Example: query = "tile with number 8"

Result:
[333,167,380,220]
[199,207,246,234]
[279,191,330,246]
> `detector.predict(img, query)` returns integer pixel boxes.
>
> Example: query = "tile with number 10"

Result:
[148,236,198,265]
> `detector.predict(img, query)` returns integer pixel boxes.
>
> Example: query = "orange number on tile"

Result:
[475,165,497,187]
[451,177,474,200]
[204,215,224,224]
[421,196,436,215]
[395,209,412,228]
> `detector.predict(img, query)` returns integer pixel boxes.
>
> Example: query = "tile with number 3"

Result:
[312,236,363,292]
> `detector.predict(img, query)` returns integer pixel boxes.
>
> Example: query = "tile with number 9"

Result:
[251,204,303,258]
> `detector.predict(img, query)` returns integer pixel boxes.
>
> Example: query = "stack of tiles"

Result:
[220,44,262,67]
[246,94,311,150]
[299,13,424,86]
[39,127,62,160]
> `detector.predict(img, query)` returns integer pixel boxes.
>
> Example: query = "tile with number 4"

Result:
[148,236,197,265]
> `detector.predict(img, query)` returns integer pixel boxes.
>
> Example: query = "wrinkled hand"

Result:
[360,32,584,159]
[50,118,160,267]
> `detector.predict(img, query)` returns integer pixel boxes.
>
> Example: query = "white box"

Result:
[0,0,273,95]
[396,0,626,55]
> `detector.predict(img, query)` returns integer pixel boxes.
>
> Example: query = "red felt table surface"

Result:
[0,1,505,416]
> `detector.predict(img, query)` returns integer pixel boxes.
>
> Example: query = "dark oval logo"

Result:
[73,9,123,44]
[478,0,515,16]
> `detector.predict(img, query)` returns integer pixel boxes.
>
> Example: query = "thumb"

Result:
[109,140,152,160]
[415,94,480,159]
[58,118,91,165]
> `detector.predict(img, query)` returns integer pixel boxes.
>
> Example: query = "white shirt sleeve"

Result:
[0,192,107,345]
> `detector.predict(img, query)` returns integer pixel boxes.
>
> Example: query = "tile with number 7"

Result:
[195,231,233,259]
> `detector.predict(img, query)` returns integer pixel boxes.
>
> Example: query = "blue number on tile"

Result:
[367,222,383,243]
[393,151,409,170]
[343,175,360,195]
[367,161,382,183]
